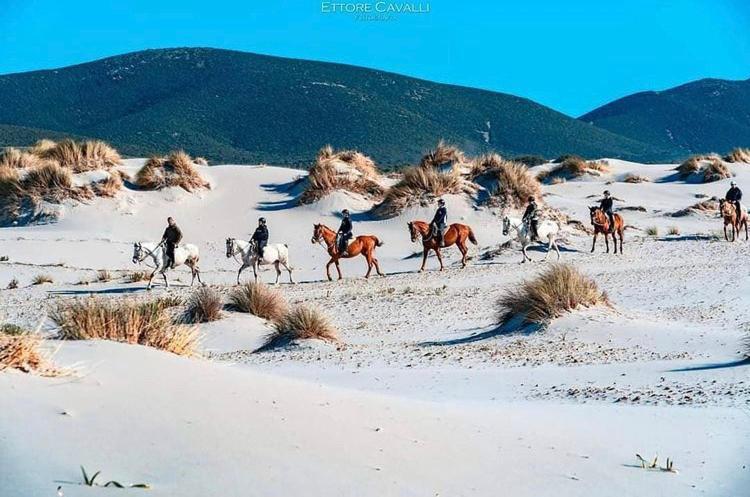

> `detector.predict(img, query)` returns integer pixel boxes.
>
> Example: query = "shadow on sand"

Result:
[48,286,161,296]
[668,358,750,372]
[420,318,543,346]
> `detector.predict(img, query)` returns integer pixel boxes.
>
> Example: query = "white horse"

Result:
[502,215,561,263]
[132,241,203,289]
[225,238,294,285]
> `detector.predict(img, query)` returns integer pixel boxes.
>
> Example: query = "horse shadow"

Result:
[420,318,543,346]
[667,358,750,372]
[48,286,147,296]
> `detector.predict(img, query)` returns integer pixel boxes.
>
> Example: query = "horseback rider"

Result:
[431,198,448,247]
[522,196,540,241]
[161,217,183,269]
[337,209,353,254]
[599,190,615,233]
[251,217,269,258]
[726,181,742,218]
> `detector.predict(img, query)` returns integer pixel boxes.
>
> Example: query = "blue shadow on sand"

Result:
[668,358,750,372]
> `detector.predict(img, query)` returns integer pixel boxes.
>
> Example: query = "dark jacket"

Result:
[252,225,269,244]
[522,203,538,221]
[599,197,614,212]
[338,217,352,235]
[162,225,183,245]
[432,206,447,227]
[726,186,742,202]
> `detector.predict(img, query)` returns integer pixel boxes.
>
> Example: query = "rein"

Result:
[136,242,163,264]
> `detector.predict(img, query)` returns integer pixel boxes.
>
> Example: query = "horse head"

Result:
[225,238,235,258]
[132,242,142,264]
[407,222,419,242]
[311,224,323,244]
[589,206,600,225]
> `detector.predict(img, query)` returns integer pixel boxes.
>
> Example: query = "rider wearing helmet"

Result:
[161,217,183,269]
[337,209,353,254]
[431,198,448,247]
[251,217,269,258]
[726,181,743,218]
[599,190,615,233]
[522,196,540,241]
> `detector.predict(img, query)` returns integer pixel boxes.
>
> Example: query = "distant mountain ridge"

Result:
[580,77,750,157]
[0,47,673,166]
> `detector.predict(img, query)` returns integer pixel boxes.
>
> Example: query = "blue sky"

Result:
[0,0,748,115]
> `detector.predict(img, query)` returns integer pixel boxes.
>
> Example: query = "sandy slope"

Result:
[1,159,749,496]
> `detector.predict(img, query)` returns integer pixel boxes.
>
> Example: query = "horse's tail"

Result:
[374,236,384,247]
[468,227,478,245]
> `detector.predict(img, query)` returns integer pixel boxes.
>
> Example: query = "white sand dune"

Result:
[1,158,749,496]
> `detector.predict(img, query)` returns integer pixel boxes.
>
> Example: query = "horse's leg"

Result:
[554,239,561,260]
[364,251,373,278]
[162,268,169,288]
[282,261,295,283]
[724,224,729,241]
[325,259,334,281]
[189,263,196,286]
[194,265,204,286]
[236,263,248,285]
[147,269,157,290]
[591,233,597,253]
[604,233,610,253]
[373,256,384,277]
[435,248,444,271]
[274,261,281,285]
[419,247,428,272]
[745,220,748,241]
[543,236,553,261]
[522,243,530,263]
[458,241,468,268]
[619,229,624,253]
[253,261,259,283]
[335,259,343,280]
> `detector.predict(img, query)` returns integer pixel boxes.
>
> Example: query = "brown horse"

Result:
[589,207,624,254]
[311,223,384,281]
[408,220,477,271]
[719,199,748,241]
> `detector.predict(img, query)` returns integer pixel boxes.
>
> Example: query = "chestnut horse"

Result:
[719,199,748,241]
[311,223,384,281]
[408,220,477,271]
[589,206,624,254]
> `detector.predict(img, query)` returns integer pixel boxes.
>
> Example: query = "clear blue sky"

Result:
[1,0,748,115]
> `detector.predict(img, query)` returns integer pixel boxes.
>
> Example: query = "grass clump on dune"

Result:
[136,150,209,192]
[419,140,468,170]
[496,264,608,331]
[32,274,53,285]
[724,148,750,164]
[537,156,610,183]
[6,278,19,290]
[675,155,731,183]
[256,306,338,352]
[299,145,384,204]
[470,153,541,208]
[0,147,45,169]
[185,287,223,323]
[229,282,288,321]
[0,326,60,376]
[92,172,123,198]
[372,166,466,219]
[52,297,198,356]
[622,173,652,183]
[35,139,121,172]
[671,198,718,217]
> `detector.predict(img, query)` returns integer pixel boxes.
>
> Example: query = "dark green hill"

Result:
[580,78,750,158]
[0,47,671,166]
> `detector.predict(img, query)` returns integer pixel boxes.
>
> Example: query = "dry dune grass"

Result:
[671,198,719,217]
[0,330,60,376]
[27,139,57,156]
[724,148,750,164]
[257,306,338,352]
[136,151,209,192]
[497,264,608,331]
[92,172,123,197]
[470,154,541,207]
[623,173,652,183]
[229,282,288,321]
[0,147,45,169]
[52,297,198,356]
[36,139,121,172]
[299,146,383,204]
[185,287,223,323]
[537,156,610,183]
[676,156,731,183]
[372,166,466,218]
[32,274,53,285]
[419,140,468,170]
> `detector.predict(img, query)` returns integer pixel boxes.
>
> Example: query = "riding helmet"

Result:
[259,217,266,224]
[603,190,611,196]
[438,199,445,205]
[342,209,350,215]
